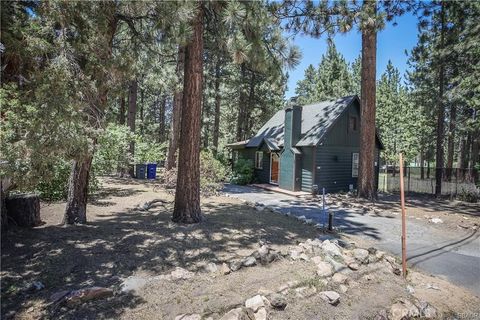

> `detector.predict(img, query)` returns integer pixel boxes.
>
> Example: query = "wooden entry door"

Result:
[270,153,279,184]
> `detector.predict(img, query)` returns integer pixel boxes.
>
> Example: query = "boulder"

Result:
[321,240,342,257]
[221,263,232,275]
[204,263,218,273]
[352,248,369,264]
[243,256,257,267]
[220,307,256,320]
[319,291,340,305]
[332,273,349,284]
[316,261,334,277]
[269,293,287,310]
[230,260,243,272]
[325,256,346,273]
[175,314,202,320]
[245,295,265,312]
[254,307,267,320]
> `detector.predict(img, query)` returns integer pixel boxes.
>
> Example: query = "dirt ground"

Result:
[1,177,479,320]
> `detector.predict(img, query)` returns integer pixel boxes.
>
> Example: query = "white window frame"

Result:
[255,151,263,169]
[352,152,359,177]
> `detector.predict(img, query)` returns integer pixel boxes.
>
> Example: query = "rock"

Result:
[430,218,443,224]
[389,299,420,320]
[277,280,299,293]
[348,263,359,271]
[416,301,437,318]
[321,240,342,257]
[289,250,301,260]
[279,248,289,257]
[65,287,113,306]
[257,288,274,296]
[269,293,287,310]
[352,248,369,264]
[121,276,148,293]
[204,263,218,273]
[368,255,379,264]
[406,285,415,294]
[339,284,348,293]
[311,256,323,264]
[316,261,334,277]
[332,273,349,284]
[375,251,385,260]
[254,307,267,320]
[296,215,307,222]
[230,260,243,272]
[364,274,375,281]
[373,309,388,320]
[367,247,377,255]
[245,295,265,312]
[171,267,194,280]
[220,307,256,320]
[325,256,346,273]
[258,245,269,258]
[255,205,265,212]
[263,252,278,264]
[319,291,340,305]
[295,286,317,298]
[221,263,231,275]
[243,256,257,267]
[299,253,310,261]
[175,314,202,320]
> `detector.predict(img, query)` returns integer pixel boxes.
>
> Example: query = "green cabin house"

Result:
[227,95,383,193]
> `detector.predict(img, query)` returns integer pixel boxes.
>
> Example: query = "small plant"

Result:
[457,188,479,203]
[230,158,254,185]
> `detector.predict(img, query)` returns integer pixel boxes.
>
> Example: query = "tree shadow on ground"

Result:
[0,187,380,320]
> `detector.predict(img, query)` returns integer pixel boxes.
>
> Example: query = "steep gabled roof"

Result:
[246,95,358,148]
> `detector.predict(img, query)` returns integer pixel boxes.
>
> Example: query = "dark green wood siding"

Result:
[236,146,271,184]
[300,147,314,192]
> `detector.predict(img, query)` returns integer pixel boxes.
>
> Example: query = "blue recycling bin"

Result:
[135,164,146,179]
[147,163,157,179]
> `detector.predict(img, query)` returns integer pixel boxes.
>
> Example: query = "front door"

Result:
[270,153,279,184]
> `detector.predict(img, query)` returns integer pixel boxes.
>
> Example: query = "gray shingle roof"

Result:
[246,95,357,148]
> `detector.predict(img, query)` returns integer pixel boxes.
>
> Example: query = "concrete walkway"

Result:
[223,184,480,296]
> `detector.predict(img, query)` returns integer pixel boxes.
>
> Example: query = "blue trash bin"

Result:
[147,163,157,179]
[135,164,146,179]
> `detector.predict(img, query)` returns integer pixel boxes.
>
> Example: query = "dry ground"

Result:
[1,177,479,320]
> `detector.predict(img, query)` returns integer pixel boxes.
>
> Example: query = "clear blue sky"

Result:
[285,12,419,98]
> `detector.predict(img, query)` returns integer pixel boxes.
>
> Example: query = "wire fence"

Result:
[378,166,479,197]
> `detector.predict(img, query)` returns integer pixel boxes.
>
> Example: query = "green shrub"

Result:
[135,138,167,164]
[457,188,479,203]
[230,158,254,185]
[94,124,134,175]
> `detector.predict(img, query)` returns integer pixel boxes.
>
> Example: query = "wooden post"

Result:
[399,153,407,278]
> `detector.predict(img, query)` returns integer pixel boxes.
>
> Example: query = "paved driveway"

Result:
[223,184,480,296]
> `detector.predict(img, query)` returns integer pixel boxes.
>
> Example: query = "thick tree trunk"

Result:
[166,46,185,170]
[246,72,256,136]
[159,96,166,143]
[172,3,204,223]
[212,58,221,155]
[64,5,117,225]
[127,80,138,177]
[435,2,446,197]
[6,193,41,228]
[357,0,377,200]
[118,94,126,125]
[446,105,456,180]
[63,156,93,224]
[457,135,466,180]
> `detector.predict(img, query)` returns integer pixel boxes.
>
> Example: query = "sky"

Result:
[285,12,420,98]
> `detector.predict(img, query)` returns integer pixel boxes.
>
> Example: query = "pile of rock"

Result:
[219,293,288,320]
[388,298,437,320]
[227,244,279,274]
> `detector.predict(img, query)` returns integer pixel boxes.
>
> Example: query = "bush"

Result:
[457,188,479,203]
[230,158,254,185]
[161,150,229,196]
[135,138,167,164]
[94,124,134,175]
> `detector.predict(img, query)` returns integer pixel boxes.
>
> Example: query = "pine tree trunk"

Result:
[159,96,166,143]
[236,63,247,141]
[118,94,126,125]
[140,88,144,134]
[212,58,221,155]
[63,5,117,225]
[357,0,377,200]
[127,80,138,177]
[63,156,93,224]
[420,151,425,179]
[446,105,456,180]
[172,3,203,224]
[246,71,256,136]
[457,135,467,179]
[435,1,446,197]
[166,46,185,170]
